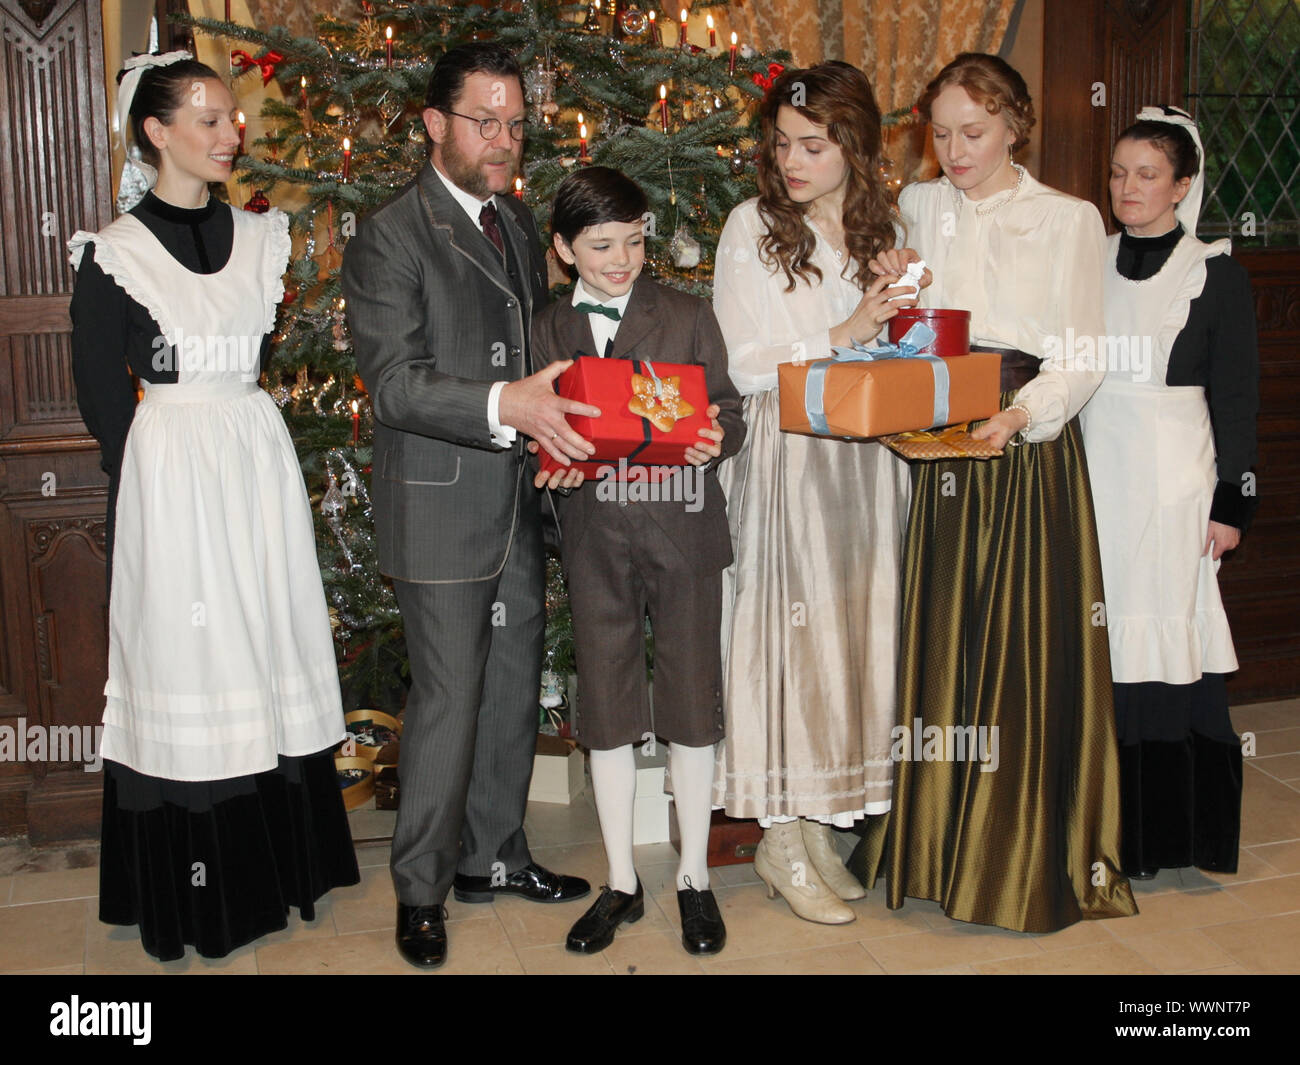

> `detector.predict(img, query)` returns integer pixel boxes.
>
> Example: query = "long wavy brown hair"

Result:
[756,62,897,293]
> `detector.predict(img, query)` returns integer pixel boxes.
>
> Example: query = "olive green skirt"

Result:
[850,413,1137,933]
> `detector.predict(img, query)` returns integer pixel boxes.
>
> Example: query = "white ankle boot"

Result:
[799,819,867,901]
[753,821,855,924]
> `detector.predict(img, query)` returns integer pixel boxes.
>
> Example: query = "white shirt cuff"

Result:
[487,380,515,448]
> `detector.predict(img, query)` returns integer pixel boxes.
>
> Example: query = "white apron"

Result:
[1081,232,1238,684]
[68,208,345,780]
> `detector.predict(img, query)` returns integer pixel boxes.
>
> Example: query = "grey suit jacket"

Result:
[342,162,549,583]
[530,279,745,574]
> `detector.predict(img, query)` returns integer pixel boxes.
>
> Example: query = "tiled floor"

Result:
[2,699,1298,975]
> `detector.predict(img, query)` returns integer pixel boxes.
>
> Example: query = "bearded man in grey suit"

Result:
[342,42,598,969]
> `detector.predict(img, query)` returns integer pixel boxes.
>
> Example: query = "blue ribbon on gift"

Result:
[804,322,948,435]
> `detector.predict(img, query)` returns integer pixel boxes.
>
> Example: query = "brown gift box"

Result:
[777,350,1002,439]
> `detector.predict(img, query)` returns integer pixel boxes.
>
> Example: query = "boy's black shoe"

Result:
[677,881,726,955]
[565,880,644,953]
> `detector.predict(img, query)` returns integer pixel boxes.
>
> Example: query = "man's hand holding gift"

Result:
[501,358,601,467]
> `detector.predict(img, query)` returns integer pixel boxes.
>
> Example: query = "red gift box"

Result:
[888,309,971,360]
[538,356,710,481]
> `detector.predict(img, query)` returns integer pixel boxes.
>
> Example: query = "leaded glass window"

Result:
[1188,0,1299,245]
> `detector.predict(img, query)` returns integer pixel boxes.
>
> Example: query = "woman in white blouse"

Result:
[711,62,913,925]
[854,52,1137,932]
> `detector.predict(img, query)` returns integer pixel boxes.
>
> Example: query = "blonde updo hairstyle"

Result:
[917,52,1035,152]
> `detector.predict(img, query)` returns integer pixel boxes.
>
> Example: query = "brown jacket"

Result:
[530,278,745,574]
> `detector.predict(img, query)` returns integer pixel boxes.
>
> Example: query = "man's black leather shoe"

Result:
[565,881,644,954]
[396,903,447,969]
[677,882,726,955]
[453,861,591,904]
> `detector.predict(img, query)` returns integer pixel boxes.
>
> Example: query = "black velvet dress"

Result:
[70,191,359,962]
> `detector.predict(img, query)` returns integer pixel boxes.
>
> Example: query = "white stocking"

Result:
[588,744,638,894]
[670,742,715,891]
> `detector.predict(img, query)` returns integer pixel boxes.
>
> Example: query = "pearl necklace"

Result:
[953,163,1026,216]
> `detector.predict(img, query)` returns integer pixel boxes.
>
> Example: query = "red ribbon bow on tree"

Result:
[231,49,285,86]
[752,62,785,91]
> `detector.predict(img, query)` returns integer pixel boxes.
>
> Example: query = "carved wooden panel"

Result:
[1039,1,1107,203]
[0,0,111,297]
[0,0,110,839]
[12,331,79,426]
[1,0,107,447]
[0,470,110,831]
[28,513,107,772]
[0,488,12,715]
[1222,248,1300,703]
[1099,0,1188,226]
[1041,0,1187,221]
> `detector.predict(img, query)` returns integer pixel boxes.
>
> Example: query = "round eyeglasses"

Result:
[441,110,526,142]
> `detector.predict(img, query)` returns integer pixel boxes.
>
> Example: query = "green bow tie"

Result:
[574,301,622,321]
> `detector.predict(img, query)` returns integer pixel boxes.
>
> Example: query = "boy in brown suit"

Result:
[532,168,744,955]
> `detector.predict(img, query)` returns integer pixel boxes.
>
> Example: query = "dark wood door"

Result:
[1040,0,1300,703]
[0,0,114,839]
[1225,248,1300,701]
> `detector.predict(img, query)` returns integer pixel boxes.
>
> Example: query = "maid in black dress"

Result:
[68,52,358,962]
[1081,107,1258,877]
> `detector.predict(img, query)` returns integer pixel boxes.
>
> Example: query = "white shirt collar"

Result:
[431,161,497,231]
[571,277,635,317]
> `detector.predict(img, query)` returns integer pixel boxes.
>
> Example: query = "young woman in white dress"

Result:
[69,53,357,962]
[1081,107,1258,877]
[711,62,914,925]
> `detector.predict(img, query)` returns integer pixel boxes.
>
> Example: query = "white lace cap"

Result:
[1134,105,1205,234]
[114,50,192,213]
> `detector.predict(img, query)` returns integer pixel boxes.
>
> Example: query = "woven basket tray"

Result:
[882,425,1004,461]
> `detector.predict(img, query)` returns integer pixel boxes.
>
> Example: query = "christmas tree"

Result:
[176,0,908,712]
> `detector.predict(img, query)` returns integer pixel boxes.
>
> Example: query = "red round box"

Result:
[888,308,971,359]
